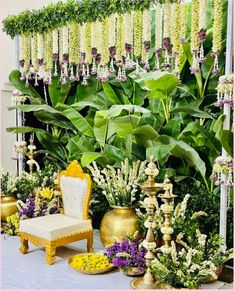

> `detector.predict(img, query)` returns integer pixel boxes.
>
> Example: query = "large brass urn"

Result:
[100,205,139,247]
[1,195,18,222]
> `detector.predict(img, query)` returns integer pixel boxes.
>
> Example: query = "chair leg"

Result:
[45,245,56,265]
[87,231,93,253]
[19,236,29,254]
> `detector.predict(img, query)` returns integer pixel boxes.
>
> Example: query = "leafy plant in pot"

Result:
[0,171,18,222]
[88,158,147,247]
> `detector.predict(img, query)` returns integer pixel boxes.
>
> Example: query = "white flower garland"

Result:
[163,2,171,39]
[190,0,199,52]
[59,28,63,62]
[116,15,124,61]
[52,29,58,54]
[19,35,23,61]
[123,12,133,48]
[31,33,38,71]
[69,23,79,64]
[180,3,188,42]
[199,0,207,30]
[133,10,142,58]
[37,33,44,60]
[142,9,151,43]
[91,21,97,49]
[155,4,163,49]
[102,18,109,65]
[22,34,31,73]
[108,14,116,48]
[85,22,91,63]
[95,21,103,54]
[45,31,53,71]
[62,26,69,55]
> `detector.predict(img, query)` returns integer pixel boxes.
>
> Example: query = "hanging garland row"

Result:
[14,0,224,86]
[2,0,178,39]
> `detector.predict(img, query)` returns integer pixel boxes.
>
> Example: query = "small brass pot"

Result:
[100,205,139,247]
[1,195,18,222]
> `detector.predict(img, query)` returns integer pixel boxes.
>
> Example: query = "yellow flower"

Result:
[31,33,38,71]
[39,187,54,200]
[85,22,91,63]
[101,17,109,65]
[69,22,79,64]
[155,4,163,49]
[212,0,223,53]
[190,0,199,51]
[134,10,143,58]
[116,15,124,61]
[44,31,53,71]
[70,254,112,271]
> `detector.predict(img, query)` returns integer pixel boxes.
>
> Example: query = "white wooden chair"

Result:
[19,160,93,264]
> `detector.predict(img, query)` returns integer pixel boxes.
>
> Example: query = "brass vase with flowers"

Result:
[1,171,18,222]
[88,158,148,247]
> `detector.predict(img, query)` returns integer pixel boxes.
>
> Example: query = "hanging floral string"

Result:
[133,10,142,76]
[215,74,233,107]
[212,0,223,74]
[155,3,163,70]
[189,0,200,74]
[61,26,69,84]
[95,21,103,82]
[100,18,110,82]
[171,2,181,76]
[85,23,92,64]
[162,2,172,70]
[123,12,134,70]
[44,31,53,84]
[31,33,38,75]
[211,156,233,188]
[52,29,59,76]
[69,23,79,65]
[108,14,116,73]
[198,0,207,63]
[142,9,151,71]
[180,2,188,44]
[59,28,63,63]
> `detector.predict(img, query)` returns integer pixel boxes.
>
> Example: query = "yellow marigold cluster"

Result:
[190,0,199,51]
[22,34,31,72]
[155,4,163,49]
[102,17,109,65]
[116,15,124,61]
[44,31,53,71]
[52,29,58,54]
[39,187,54,200]
[212,0,223,53]
[163,2,171,39]
[124,12,133,46]
[85,22,91,63]
[108,14,116,48]
[37,33,44,60]
[199,0,207,30]
[31,33,38,70]
[6,213,19,236]
[172,3,181,54]
[133,10,142,57]
[62,26,69,55]
[69,23,79,64]
[70,254,112,271]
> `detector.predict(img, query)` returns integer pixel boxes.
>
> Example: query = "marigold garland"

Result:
[116,15,125,61]
[69,23,79,64]
[190,0,199,52]
[44,32,53,71]
[133,10,142,58]
[85,23,92,63]
[212,0,223,73]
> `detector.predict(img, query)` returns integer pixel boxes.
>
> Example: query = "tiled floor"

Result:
[1,230,233,289]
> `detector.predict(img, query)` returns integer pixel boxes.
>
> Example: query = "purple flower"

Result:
[91,48,97,57]
[96,54,101,64]
[144,41,150,53]
[198,29,206,43]
[155,48,162,58]
[163,38,172,54]
[52,53,58,62]
[37,59,43,66]
[109,46,116,57]
[125,43,132,53]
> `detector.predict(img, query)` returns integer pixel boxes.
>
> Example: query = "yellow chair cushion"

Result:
[19,214,92,241]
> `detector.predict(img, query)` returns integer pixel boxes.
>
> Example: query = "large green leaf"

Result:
[48,77,72,107]
[6,126,45,134]
[71,101,102,111]
[102,83,121,104]
[66,134,95,160]
[8,104,59,114]
[81,152,103,167]
[212,114,226,139]
[104,144,126,162]
[220,130,233,157]
[9,70,43,103]
[147,135,206,178]
[75,76,98,102]
[56,104,94,137]
[105,104,150,118]
[162,120,181,138]
[180,121,221,153]
[170,106,212,118]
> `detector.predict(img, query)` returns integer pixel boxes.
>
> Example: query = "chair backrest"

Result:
[58,160,92,220]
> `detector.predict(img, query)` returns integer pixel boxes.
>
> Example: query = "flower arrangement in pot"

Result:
[105,238,146,276]
[88,158,147,247]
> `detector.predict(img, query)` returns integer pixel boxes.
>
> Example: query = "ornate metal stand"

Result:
[131,157,164,289]
[158,176,177,254]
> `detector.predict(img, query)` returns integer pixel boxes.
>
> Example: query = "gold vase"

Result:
[1,195,18,222]
[100,205,139,247]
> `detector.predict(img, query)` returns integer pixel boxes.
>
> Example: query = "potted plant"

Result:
[105,238,146,276]
[88,158,147,247]
[0,171,18,222]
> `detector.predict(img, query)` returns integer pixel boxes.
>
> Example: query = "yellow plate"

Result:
[68,253,115,275]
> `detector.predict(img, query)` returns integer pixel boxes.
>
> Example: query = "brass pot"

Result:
[1,195,18,222]
[100,205,139,247]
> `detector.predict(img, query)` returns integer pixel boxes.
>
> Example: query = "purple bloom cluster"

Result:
[105,239,146,271]
[163,38,172,55]
[215,99,233,108]
[18,195,60,220]
[198,29,206,43]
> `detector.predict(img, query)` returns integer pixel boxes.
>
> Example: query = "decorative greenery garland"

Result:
[3,0,178,39]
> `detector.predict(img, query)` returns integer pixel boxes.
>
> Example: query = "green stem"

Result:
[161,100,169,123]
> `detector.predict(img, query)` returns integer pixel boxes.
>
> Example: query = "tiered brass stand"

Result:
[131,159,176,289]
